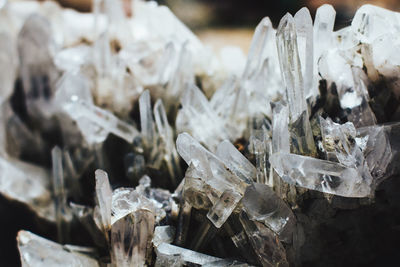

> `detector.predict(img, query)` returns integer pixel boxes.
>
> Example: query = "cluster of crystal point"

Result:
[0,0,399,266]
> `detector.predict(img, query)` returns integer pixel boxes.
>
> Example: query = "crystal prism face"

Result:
[270,153,371,197]
[242,183,295,243]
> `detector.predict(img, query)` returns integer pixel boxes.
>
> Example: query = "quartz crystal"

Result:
[5,1,400,267]
[18,230,99,267]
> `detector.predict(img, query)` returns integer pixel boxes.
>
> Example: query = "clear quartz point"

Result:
[276,13,316,156]
[294,7,314,99]
[239,213,289,267]
[155,243,247,266]
[207,189,242,228]
[216,140,256,183]
[65,99,139,144]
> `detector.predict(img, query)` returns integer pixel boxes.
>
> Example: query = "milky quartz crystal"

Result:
[3,1,400,267]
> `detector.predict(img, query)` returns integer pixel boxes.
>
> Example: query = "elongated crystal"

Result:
[242,183,295,243]
[216,140,256,183]
[51,146,71,243]
[154,99,182,185]
[139,90,156,147]
[94,169,112,233]
[270,152,372,197]
[294,7,314,99]
[18,230,99,267]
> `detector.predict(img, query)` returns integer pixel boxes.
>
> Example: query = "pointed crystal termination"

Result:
[242,183,295,243]
[313,4,336,81]
[270,152,372,197]
[18,14,55,118]
[176,84,228,151]
[139,89,156,148]
[276,13,306,122]
[51,146,71,244]
[177,133,250,228]
[276,13,317,157]
[320,117,365,167]
[111,209,155,267]
[65,99,140,144]
[17,230,99,267]
[154,99,182,186]
[271,101,290,154]
[239,212,289,267]
[94,169,112,236]
[294,7,314,100]
[216,140,256,183]
[176,132,248,195]
[242,17,273,81]
[249,127,270,185]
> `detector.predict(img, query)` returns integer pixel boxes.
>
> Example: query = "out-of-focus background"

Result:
[54,0,400,52]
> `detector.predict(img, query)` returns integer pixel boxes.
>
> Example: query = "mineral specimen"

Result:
[1,0,400,266]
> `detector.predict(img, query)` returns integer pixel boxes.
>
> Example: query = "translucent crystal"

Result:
[94,169,112,233]
[320,117,364,167]
[176,132,248,195]
[276,14,316,156]
[239,213,288,267]
[249,126,270,185]
[176,84,228,151]
[207,189,242,228]
[313,4,336,79]
[271,101,290,154]
[216,140,256,183]
[154,99,182,186]
[139,90,156,148]
[17,230,99,267]
[242,183,295,243]
[270,152,372,197]
[276,13,306,122]
[17,14,57,118]
[294,7,314,99]
[242,17,273,81]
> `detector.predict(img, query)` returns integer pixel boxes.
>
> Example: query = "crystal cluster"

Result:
[0,0,400,266]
